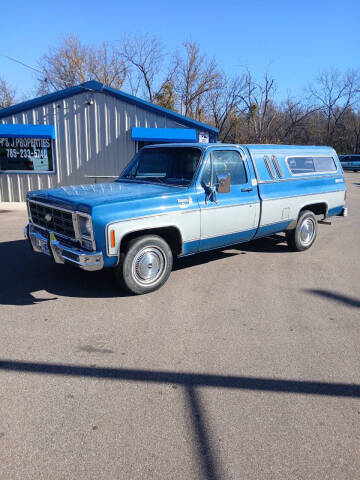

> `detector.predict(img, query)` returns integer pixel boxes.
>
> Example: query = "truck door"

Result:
[197,148,259,250]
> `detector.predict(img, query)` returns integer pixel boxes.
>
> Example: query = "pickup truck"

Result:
[25,143,347,294]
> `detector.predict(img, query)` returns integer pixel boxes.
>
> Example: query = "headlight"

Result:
[78,215,92,237]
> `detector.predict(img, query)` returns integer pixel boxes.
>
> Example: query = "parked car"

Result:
[339,154,360,172]
[25,144,347,294]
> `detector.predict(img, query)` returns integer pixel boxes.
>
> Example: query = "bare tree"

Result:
[0,76,16,108]
[345,108,360,153]
[38,35,89,93]
[239,70,278,143]
[119,33,166,102]
[276,97,320,144]
[309,68,360,144]
[87,42,127,89]
[206,72,247,141]
[174,41,220,121]
[328,106,360,153]
[37,35,127,94]
[33,34,360,151]
[153,80,177,110]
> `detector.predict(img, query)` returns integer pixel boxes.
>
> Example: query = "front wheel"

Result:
[115,235,173,294]
[286,210,318,252]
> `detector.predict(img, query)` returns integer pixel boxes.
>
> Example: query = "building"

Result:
[0,80,218,201]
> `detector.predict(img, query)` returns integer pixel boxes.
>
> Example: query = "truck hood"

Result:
[27,181,185,212]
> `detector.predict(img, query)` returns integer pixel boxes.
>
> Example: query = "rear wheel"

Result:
[115,235,173,294]
[286,210,318,251]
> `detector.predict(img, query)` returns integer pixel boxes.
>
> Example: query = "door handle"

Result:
[241,187,253,192]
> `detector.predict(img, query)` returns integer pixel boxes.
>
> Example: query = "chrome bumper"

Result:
[25,224,103,271]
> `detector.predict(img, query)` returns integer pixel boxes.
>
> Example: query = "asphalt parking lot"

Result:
[0,172,359,480]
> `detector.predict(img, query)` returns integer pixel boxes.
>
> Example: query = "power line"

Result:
[0,53,94,92]
[1,54,42,74]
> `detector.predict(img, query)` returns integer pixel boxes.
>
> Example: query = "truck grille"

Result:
[29,201,75,238]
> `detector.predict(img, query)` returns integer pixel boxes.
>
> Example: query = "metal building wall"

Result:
[0,91,189,202]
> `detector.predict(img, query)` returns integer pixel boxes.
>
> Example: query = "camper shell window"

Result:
[286,156,337,175]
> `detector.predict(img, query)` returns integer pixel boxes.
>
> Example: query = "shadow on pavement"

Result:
[0,236,289,306]
[305,289,360,308]
[173,235,288,270]
[0,239,124,305]
[237,234,288,253]
[1,359,359,480]
[173,250,239,271]
[186,385,221,480]
[1,359,359,396]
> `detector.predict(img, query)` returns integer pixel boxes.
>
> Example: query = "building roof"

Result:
[0,80,219,134]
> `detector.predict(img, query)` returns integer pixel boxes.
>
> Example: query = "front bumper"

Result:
[25,224,103,271]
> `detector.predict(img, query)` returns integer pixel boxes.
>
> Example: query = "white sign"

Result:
[198,131,209,143]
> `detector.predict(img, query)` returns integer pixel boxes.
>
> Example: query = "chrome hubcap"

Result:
[132,246,166,285]
[300,218,315,246]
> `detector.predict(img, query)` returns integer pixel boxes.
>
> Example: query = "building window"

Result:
[0,137,55,173]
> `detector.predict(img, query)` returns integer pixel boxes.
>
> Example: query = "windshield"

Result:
[119,147,202,187]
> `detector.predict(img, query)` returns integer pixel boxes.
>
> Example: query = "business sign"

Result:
[0,137,54,172]
[198,131,209,143]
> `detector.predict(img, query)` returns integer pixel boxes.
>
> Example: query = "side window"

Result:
[212,150,247,185]
[313,156,337,172]
[287,157,315,174]
[272,155,284,178]
[264,155,276,179]
[287,156,337,174]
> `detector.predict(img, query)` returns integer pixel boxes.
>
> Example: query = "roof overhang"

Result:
[131,127,197,143]
[0,124,55,139]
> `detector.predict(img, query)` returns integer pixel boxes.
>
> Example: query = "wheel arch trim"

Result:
[105,221,185,262]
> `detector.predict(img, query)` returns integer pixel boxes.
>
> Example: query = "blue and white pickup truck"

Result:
[25,144,347,294]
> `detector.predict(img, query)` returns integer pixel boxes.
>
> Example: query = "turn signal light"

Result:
[110,229,115,248]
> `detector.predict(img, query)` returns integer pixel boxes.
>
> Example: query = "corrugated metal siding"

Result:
[0,91,198,201]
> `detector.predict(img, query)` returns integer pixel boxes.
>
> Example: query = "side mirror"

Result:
[216,172,231,193]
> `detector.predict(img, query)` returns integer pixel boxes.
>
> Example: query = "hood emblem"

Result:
[44,213,52,222]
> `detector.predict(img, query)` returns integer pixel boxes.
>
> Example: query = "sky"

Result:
[1,0,360,102]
